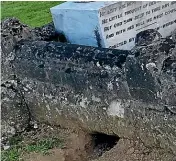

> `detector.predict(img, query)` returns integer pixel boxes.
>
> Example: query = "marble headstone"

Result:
[51,1,176,50]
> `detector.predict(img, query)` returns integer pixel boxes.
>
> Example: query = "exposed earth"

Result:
[2,122,119,161]
[21,123,93,161]
[3,121,175,161]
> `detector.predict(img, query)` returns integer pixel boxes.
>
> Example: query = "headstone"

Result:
[51,1,176,50]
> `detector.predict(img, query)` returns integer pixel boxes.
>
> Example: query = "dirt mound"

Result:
[24,149,66,161]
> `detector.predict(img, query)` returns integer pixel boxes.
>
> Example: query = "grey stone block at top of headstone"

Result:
[51,1,176,50]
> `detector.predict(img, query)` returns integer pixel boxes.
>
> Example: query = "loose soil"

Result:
[6,122,174,161]
[21,123,94,161]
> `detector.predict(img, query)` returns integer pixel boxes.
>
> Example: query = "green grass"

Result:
[25,138,64,155]
[2,137,64,161]
[2,145,22,161]
[1,1,63,27]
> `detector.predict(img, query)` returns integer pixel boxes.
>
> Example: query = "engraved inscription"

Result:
[98,1,176,50]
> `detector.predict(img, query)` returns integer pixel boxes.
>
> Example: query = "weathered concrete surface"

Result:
[1,18,62,81]
[1,18,61,145]
[1,18,176,160]
[1,78,30,146]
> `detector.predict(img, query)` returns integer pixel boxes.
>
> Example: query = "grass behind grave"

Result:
[1,1,63,27]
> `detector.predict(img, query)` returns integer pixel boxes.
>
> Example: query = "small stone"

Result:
[3,145,10,150]
[146,62,156,70]
[34,123,38,129]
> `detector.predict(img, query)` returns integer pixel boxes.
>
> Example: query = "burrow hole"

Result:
[90,132,120,159]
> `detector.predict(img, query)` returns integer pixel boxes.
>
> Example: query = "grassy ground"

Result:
[2,135,64,161]
[1,1,63,27]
